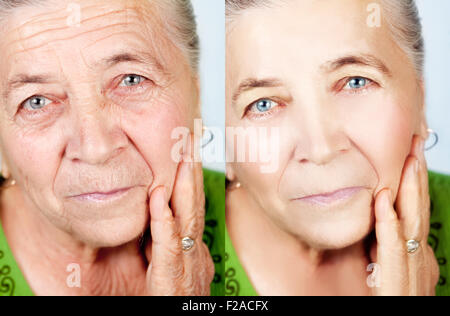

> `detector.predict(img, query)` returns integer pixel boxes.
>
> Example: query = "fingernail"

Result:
[161,186,168,202]
[420,139,425,153]
[415,158,420,173]
[182,153,191,163]
[383,189,392,208]
[377,189,392,220]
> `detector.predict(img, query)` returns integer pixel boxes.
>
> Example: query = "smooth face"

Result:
[226,0,426,249]
[0,0,198,247]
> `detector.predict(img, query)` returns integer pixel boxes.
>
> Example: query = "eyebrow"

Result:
[101,52,165,73]
[4,51,166,100]
[322,54,392,76]
[232,78,283,104]
[4,74,55,100]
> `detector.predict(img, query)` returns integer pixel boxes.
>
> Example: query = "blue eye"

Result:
[23,96,51,111]
[345,77,369,90]
[253,99,277,113]
[120,74,145,87]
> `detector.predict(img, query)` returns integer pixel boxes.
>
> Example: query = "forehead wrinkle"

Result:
[17,8,127,43]
[5,5,139,56]
[7,22,134,57]
[5,1,131,37]
[80,29,169,74]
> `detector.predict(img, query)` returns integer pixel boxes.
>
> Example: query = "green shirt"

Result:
[225,170,450,296]
[0,168,225,296]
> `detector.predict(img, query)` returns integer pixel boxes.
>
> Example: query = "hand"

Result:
[144,134,215,296]
[370,135,440,296]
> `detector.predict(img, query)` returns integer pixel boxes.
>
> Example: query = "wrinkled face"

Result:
[226,0,427,249]
[0,0,198,247]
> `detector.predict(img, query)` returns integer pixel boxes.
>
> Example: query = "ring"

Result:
[406,240,420,254]
[181,237,195,252]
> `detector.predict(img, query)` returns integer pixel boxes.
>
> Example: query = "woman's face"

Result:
[0,0,198,247]
[226,0,427,249]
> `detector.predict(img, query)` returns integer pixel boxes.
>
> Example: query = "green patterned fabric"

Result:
[225,170,450,296]
[203,169,226,296]
[0,168,225,296]
[0,218,34,296]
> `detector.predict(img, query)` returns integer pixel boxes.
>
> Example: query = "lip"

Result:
[295,186,364,206]
[68,186,135,202]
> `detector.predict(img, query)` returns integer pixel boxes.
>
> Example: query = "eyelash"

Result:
[243,98,284,120]
[115,74,150,92]
[19,96,60,118]
[336,76,377,94]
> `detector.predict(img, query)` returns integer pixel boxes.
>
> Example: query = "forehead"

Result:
[227,0,400,78]
[0,0,170,69]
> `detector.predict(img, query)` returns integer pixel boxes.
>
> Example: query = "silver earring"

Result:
[425,128,439,151]
[201,126,214,148]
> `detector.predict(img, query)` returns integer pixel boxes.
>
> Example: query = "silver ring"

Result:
[181,237,195,252]
[406,240,420,254]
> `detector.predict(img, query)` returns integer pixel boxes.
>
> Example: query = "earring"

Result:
[228,181,242,191]
[0,157,16,188]
[425,128,439,151]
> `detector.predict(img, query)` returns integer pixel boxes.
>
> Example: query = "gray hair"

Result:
[0,0,200,73]
[226,0,424,77]
[153,0,200,73]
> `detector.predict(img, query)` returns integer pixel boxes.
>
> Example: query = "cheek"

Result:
[343,95,414,196]
[0,125,61,194]
[122,93,190,192]
[228,126,289,209]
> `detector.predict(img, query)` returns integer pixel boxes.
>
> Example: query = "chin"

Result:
[293,216,374,250]
[69,212,149,248]
[58,188,150,248]
[282,192,375,250]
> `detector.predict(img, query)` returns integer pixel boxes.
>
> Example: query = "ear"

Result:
[0,150,11,179]
[226,163,236,182]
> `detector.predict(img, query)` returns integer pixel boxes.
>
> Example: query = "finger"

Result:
[421,245,439,295]
[412,136,431,237]
[427,245,440,294]
[394,154,422,242]
[393,149,425,296]
[171,133,205,240]
[374,189,409,295]
[146,186,184,292]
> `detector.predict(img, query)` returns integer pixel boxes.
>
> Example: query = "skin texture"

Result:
[226,0,439,295]
[0,0,213,295]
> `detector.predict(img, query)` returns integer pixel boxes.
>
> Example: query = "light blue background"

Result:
[193,1,450,174]
[192,0,225,172]
[417,0,450,175]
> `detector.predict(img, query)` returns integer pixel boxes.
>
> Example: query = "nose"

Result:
[64,101,128,165]
[293,105,350,166]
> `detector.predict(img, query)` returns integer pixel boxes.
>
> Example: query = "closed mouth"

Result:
[295,186,364,205]
[68,186,135,202]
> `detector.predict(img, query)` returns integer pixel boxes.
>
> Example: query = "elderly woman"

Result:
[0,0,224,296]
[225,0,450,296]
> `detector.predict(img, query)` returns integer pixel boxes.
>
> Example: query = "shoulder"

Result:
[427,170,450,296]
[202,168,225,296]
